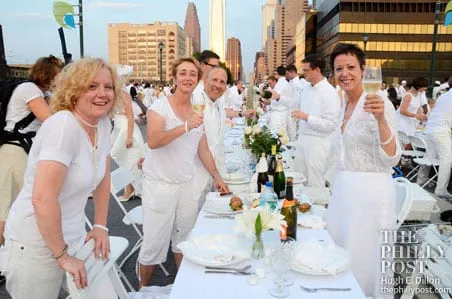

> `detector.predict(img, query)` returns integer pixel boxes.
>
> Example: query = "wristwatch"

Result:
[239,111,243,117]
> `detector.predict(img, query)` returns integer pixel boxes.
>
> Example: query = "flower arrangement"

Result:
[244,125,289,159]
[234,205,286,236]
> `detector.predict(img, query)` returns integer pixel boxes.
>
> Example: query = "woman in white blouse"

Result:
[4,58,122,298]
[326,43,401,298]
[396,77,428,136]
[138,57,228,288]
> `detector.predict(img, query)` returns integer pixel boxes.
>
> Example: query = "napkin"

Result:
[298,215,326,229]
[294,240,349,275]
[177,235,250,264]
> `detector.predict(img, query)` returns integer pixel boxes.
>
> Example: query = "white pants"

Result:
[270,110,288,134]
[138,178,198,265]
[416,132,452,194]
[294,135,330,187]
[326,171,396,298]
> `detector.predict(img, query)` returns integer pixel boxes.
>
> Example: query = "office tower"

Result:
[226,37,243,81]
[184,2,201,53]
[262,0,277,48]
[209,0,226,60]
[108,22,186,82]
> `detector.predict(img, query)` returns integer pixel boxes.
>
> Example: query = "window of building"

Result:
[157,29,166,36]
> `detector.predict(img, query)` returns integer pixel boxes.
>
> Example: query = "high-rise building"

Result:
[311,0,452,82]
[184,2,201,53]
[226,37,243,81]
[209,0,226,61]
[262,0,277,48]
[254,51,267,85]
[108,22,187,82]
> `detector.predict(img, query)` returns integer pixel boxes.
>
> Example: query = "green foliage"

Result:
[219,62,233,85]
[192,51,201,61]
[247,126,281,159]
[255,213,262,235]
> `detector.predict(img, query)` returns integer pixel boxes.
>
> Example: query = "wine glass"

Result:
[268,239,296,298]
[362,66,382,96]
[191,95,206,131]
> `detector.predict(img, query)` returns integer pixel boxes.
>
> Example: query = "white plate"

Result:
[178,234,251,267]
[292,241,350,275]
[222,172,250,185]
[203,197,243,215]
[284,171,306,182]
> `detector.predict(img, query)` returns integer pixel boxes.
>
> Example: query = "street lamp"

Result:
[158,42,164,84]
[362,33,369,53]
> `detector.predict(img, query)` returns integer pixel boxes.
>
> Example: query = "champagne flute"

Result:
[191,95,206,131]
[362,66,382,96]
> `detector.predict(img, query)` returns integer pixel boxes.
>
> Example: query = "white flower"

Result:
[256,107,264,116]
[245,126,253,135]
[234,206,286,235]
[252,124,261,135]
[280,134,289,145]
[277,127,286,137]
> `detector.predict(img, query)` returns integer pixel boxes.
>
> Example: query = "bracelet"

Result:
[381,132,394,146]
[184,120,189,133]
[93,224,109,232]
[53,244,68,260]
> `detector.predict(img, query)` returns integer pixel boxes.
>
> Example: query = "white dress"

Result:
[396,92,426,136]
[326,92,401,298]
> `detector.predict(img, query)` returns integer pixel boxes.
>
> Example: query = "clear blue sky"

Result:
[1,0,264,77]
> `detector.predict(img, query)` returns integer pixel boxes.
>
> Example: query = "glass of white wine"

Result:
[362,66,382,95]
[191,95,206,131]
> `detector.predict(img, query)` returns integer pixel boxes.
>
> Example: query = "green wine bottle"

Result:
[273,154,286,199]
[280,177,297,241]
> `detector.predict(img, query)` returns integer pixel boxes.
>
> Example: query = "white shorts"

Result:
[138,178,198,265]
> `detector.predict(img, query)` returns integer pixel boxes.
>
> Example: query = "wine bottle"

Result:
[267,144,277,183]
[257,153,269,193]
[273,154,286,199]
[280,177,297,241]
[255,89,273,99]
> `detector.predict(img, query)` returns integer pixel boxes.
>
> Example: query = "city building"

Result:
[262,0,277,48]
[311,0,452,83]
[226,37,243,82]
[108,22,188,82]
[184,2,201,53]
[209,0,226,61]
[253,51,267,85]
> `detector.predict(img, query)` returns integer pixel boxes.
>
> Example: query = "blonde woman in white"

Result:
[111,65,146,200]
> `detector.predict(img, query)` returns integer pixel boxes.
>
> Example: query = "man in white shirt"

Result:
[397,80,407,101]
[291,54,341,187]
[285,65,306,141]
[269,66,293,135]
[193,67,229,209]
[417,78,452,199]
[226,80,244,111]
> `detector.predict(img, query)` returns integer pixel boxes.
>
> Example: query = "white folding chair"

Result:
[406,135,439,188]
[66,239,128,299]
[397,131,425,159]
[393,177,413,229]
[110,168,169,276]
[84,216,135,292]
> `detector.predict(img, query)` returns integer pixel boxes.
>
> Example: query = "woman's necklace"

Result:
[74,112,98,128]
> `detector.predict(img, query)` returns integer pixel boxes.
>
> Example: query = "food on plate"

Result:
[229,196,243,211]
[297,202,312,213]
[251,197,259,208]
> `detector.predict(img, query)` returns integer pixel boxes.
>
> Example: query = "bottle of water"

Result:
[259,182,278,211]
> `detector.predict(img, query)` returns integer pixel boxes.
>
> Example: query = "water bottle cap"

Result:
[265,181,272,187]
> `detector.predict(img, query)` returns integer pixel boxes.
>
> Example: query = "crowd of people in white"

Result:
[0,43,451,299]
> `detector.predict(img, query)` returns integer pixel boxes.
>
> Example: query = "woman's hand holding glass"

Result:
[186,113,204,131]
[291,109,307,121]
[191,95,206,131]
[363,94,385,122]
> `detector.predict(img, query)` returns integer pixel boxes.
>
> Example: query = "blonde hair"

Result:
[50,58,123,114]
[170,57,202,83]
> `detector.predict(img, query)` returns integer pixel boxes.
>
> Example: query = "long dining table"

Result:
[169,192,366,299]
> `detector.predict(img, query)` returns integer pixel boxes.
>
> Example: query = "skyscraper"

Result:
[226,37,242,81]
[209,0,225,61]
[184,2,201,53]
[262,0,277,48]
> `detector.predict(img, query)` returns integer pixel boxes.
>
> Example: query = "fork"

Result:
[205,265,251,272]
[299,283,351,293]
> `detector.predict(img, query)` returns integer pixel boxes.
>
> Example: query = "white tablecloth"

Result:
[169,194,365,299]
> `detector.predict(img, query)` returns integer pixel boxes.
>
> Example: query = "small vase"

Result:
[252,233,265,259]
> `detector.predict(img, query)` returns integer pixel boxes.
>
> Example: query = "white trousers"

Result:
[294,135,330,187]
[416,132,452,194]
[326,171,396,298]
[3,238,117,299]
